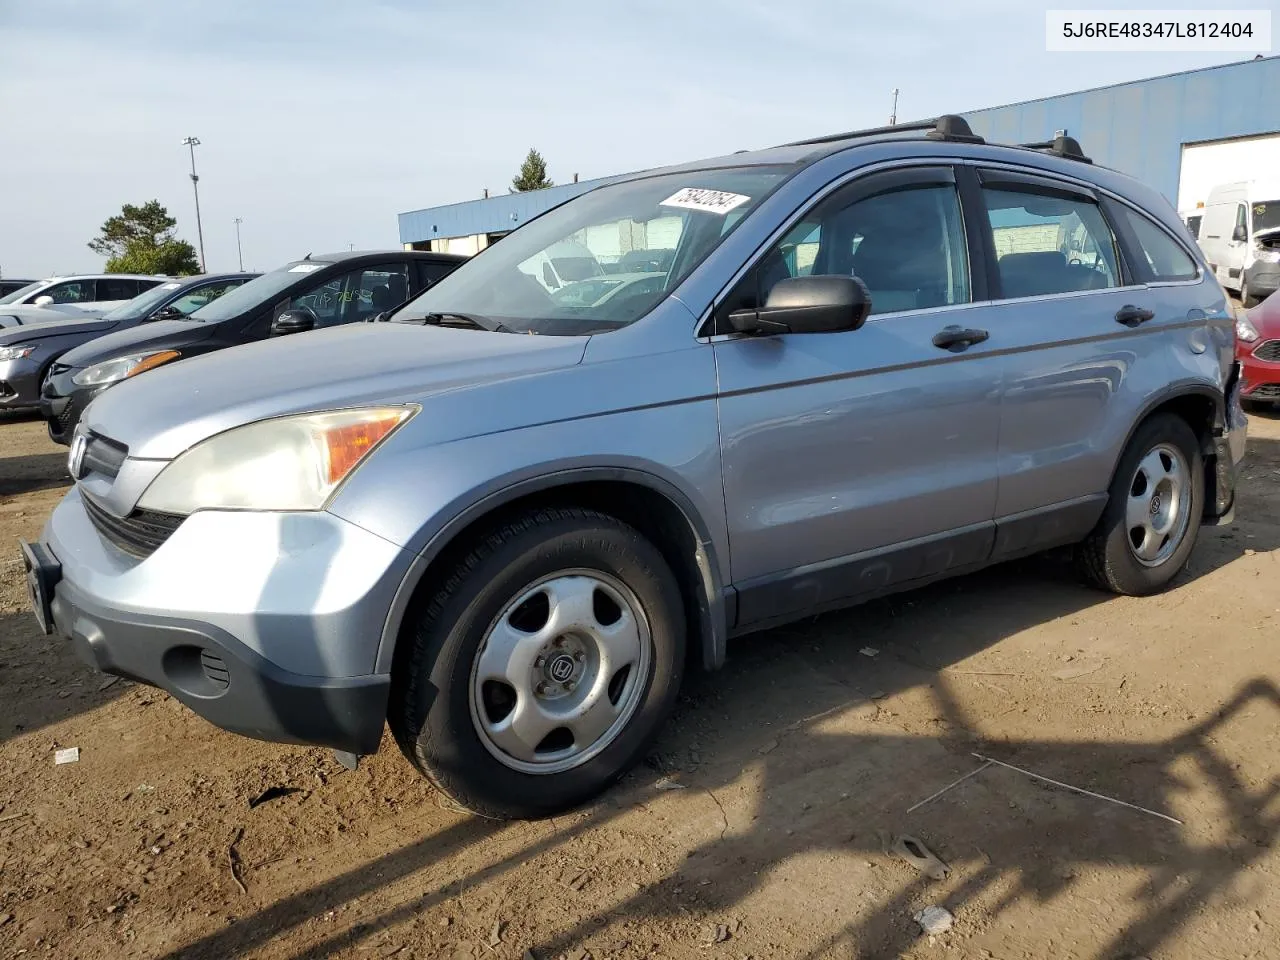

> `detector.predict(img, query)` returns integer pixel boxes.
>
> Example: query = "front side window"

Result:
[1117,207,1198,281]
[39,280,95,303]
[984,186,1120,298]
[727,181,971,322]
[394,167,790,336]
[287,263,410,327]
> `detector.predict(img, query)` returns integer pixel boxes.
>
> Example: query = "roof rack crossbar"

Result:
[1018,134,1093,164]
[782,114,985,148]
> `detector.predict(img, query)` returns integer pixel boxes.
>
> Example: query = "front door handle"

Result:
[932,325,990,352]
[1115,304,1155,328]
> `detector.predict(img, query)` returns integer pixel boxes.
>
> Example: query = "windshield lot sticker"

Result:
[660,188,751,215]
[288,264,323,273]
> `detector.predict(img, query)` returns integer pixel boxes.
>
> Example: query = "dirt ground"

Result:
[1,406,1278,960]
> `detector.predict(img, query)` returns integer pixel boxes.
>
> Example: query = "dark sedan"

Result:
[1,273,254,413]
[41,250,466,444]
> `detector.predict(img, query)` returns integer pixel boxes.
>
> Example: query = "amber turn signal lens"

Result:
[126,350,182,378]
[320,409,411,485]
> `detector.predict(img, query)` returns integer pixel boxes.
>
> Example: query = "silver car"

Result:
[22,117,1247,819]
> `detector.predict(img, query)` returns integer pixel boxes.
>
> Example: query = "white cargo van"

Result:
[1197,179,1280,305]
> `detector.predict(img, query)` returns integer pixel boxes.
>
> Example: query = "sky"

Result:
[0,0,1275,278]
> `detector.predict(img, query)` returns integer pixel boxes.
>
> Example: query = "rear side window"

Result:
[983,186,1120,298]
[98,278,140,300]
[1116,207,1199,281]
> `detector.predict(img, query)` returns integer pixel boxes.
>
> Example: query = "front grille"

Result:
[82,493,184,559]
[1253,340,1280,363]
[1250,383,1280,400]
[82,432,127,479]
[42,363,71,397]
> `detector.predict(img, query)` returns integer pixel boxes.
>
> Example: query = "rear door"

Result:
[969,165,1196,558]
[714,165,1004,627]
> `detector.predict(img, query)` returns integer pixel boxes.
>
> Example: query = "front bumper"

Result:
[26,487,417,755]
[1245,260,1280,299]
[40,370,103,445]
[1238,338,1280,403]
[0,356,42,409]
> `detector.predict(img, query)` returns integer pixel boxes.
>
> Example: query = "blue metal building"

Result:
[398,55,1280,248]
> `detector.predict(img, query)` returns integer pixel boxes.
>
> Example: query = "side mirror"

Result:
[728,275,872,336]
[542,262,560,290]
[1233,225,1248,242]
[148,305,182,322]
[270,307,317,337]
[33,295,54,307]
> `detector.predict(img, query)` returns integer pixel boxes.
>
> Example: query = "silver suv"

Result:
[21,116,1247,819]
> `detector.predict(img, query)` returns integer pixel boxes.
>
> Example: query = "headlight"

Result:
[137,406,418,514]
[1236,313,1260,343]
[71,350,181,387]
[0,344,35,362]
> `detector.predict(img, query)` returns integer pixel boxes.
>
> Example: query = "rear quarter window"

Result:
[1117,207,1199,282]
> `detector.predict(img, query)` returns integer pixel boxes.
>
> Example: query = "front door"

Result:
[713,165,1003,627]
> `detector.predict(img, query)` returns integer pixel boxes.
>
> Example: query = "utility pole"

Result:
[182,136,207,272]
[233,218,244,271]
[889,89,899,126]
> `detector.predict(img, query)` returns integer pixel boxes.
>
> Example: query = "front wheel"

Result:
[1075,414,1204,596]
[388,507,686,819]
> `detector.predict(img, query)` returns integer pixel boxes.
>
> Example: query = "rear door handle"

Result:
[932,325,990,352]
[1115,304,1155,328]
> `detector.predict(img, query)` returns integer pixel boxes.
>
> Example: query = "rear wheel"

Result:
[1076,414,1203,596]
[388,507,686,819]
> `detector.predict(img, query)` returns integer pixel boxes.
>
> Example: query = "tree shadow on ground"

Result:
[151,533,1280,959]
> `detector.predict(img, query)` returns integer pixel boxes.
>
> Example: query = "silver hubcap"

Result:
[1126,442,1191,567]
[469,570,652,775]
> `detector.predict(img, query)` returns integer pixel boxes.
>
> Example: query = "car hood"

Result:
[1254,225,1280,242]
[83,322,589,459]
[0,314,119,343]
[56,318,213,368]
[0,305,110,328]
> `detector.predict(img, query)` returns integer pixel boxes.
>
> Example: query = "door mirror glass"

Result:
[729,275,872,336]
[270,307,317,337]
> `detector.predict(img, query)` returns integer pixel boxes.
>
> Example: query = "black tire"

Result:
[1075,414,1204,596]
[388,507,686,820]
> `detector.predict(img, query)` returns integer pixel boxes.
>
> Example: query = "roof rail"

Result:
[782,114,985,148]
[1019,134,1093,164]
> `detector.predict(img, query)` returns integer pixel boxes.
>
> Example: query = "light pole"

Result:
[182,136,207,272]
[233,218,244,271]
[889,88,899,126]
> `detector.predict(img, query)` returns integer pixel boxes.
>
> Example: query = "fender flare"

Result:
[374,465,731,675]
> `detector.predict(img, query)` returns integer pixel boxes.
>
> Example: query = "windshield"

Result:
[186,261,332,322]
[394,167,789,335]
[0,280,47,305]
[1254,200,1280,234]
[99,281,184,321]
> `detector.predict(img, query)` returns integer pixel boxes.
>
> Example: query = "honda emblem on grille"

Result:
[68,432,88,479]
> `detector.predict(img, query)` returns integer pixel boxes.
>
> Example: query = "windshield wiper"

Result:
[397,311,515,333]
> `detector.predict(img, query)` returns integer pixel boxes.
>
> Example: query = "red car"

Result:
[1237,290,1280,407]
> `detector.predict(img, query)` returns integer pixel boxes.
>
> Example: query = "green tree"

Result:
[510,148,554,192]
[88,200,201,275]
